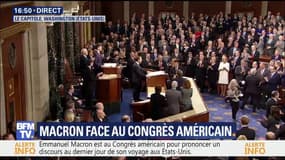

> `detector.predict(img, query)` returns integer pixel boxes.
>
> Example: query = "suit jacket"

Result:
[174,77,186,90]
[79,55,89,74]
[245,74,260,95]
[207,63,219,83]
[64,93,81,109]
[168,66,181,80]
[232,56,242,70]
[236,127,256,140]
[272,55,282,61]
[95,52,104,66]
[150,93,167,120]
[181,88,193,111]
[93,63,103,76]
[131,62,146,84]
[153,60,167,71]
[126,57,135,80]
[82,67,97,89]
[265,39,276,55]
[150,53,158,62]
[252,50,260,62]
[276,124,285,140]
[234,65,249,83]
[166,89,182,115]
[266,116,280,132]
[195,60,208,80]
[256,68,270,82]
[171,53,184,62]
[120,25,130,36]
[228,47,240,58]
[266,98,278,113]
[267,72,281,93]
[93,113,108,122]
[185,58,197,78]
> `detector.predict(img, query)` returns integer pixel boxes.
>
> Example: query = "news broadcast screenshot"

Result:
[0,1,285,160]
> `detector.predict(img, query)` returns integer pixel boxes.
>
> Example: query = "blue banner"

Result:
[13,6,63,15]
[36,122,236,140]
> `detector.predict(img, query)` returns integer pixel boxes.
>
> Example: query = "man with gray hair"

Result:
[165,81,182,116]
[241,68,260,112]
[92,102,108,122]
[79,48,89,75]
[95,102,104,111]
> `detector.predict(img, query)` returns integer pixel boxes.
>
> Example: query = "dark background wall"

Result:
[268,1,285,16]
[101,1,124,23]
[130,1,149,19]
[93,1,285,23]
[188,1,225,15]
[154,1,183,17]
[231,1,262,17]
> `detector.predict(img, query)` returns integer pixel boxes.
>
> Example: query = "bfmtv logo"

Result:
[16,121,35,140]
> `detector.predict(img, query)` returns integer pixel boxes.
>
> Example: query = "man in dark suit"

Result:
[227,41,240,58]
[82,60,97,108]
[64,84,83,110]
[126,51,136,82]
[92,102,108,122]
[272,49,282,61]
[93,109,108,122]
[166,81,182,116]
[234,59,249,83]
[265,91,280,118]
[189,35,200,56]
[120,21,130,36]
[184,52,196,78]
[131,55,147,102]
[250,44,260,62]
[231,50,242,71]
[236,115,256,140]
[276,124,285,140]
[256,62,271,82]
[168,59,181,81]
[265,66,281,97]
[94,44,104,66]
[171,48,183,62]
[153,55,167,71]
[257,62,271,109]
[150,86,167,120]
[241,69,260,112]
[173,69,186,90]
[79,48,89,76]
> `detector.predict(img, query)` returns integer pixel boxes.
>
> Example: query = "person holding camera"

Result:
[227,79,242,121]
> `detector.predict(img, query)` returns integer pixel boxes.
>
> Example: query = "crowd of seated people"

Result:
[77,10,285,129]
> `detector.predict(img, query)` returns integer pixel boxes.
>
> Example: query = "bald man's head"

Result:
[81,48,88,56]
[265,132,276,140]
[96,102,104,111]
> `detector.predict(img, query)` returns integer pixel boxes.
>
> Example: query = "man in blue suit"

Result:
[265,66,281,98]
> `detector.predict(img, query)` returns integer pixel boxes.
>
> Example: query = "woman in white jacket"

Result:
[218,54,230,96]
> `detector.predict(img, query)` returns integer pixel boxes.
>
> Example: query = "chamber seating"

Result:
[131,77,209,122]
